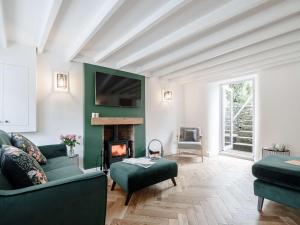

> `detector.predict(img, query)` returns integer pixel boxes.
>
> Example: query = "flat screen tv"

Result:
[95,72,141,107]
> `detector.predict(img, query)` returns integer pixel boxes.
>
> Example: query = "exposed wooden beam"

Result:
[37,0,63,54]
[138,1,300,73]
[0,0,7,48]
[94,0,190,63]
[162,30,300,79]
[174,51,300,83]
[68,0,124,61]
[116,0,268,69]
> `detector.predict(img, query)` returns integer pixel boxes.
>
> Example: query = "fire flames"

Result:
[111,144,127,157]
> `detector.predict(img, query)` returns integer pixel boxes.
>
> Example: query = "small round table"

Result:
[262,148,290,158]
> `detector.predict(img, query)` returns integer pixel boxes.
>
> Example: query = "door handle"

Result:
[5,120,9,123]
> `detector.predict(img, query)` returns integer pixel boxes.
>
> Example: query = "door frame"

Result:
[219,77,256,159]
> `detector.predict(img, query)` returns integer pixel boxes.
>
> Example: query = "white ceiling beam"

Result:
[94,0,190,63]
[67,0,124,61]
[174,50,300,83]
[37,0,63,54]
[162,30,300,79]
[116,0,268,69]
[180,43,300,79]
[0,0,7,48]
[194,57,300,84]
[139,1,300,73]
[154,14,300,77]
[178,56,300,84]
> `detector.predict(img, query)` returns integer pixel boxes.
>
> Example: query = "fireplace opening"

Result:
[108,140,129,165]
[111,143,127,157]
[102,125,134,171]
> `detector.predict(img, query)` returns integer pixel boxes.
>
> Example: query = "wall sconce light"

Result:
[54,72,69,92]
[162,90,172,101]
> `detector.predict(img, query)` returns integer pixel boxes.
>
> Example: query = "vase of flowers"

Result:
[60,134,81,157]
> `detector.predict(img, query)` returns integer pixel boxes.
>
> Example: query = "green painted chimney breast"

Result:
[83,63,146,169]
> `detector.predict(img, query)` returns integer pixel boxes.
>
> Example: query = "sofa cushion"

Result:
[252,155,300,191]
[0,130,11,147]
[45,165,83,181]
[11,133,47,164]
[42,156,75,172]
[1,145,48,188]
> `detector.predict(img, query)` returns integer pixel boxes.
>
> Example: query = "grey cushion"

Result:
[183,129,197,141]
[179,127,200,142]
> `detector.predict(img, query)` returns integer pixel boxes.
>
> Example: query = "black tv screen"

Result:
[95,72,141,107]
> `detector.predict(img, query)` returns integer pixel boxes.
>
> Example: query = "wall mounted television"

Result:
[95,72,141,107]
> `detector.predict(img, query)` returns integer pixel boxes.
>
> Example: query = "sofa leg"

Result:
[111,181,116,191]
[125,192,133,206]
[257,197,264,212]
[171,177,177,186]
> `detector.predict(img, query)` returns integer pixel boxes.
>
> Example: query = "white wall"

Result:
[257,62,300,159]
[183,63,300,160]
[25,52,84,160]
[145,77,184,155]
[183,81,220,156]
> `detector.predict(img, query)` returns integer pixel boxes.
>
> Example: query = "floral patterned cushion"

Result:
[0,145,48,188]
[11,133,47,164]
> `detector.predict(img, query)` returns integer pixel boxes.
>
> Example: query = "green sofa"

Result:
[252,155,300,211]
[0,130,107,225]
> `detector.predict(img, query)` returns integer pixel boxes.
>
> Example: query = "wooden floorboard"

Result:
[106,154,300,225]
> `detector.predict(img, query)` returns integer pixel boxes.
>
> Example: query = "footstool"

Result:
[110,158,178,205]
[252,155,300,211]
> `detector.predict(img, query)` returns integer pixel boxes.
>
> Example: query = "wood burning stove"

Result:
[102,125,134,172]
[108,140,129,165]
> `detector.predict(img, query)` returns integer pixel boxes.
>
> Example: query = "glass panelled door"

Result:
[222,85,233,151]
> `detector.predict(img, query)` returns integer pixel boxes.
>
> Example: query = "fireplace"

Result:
[109,140,129,164]
[102,125,134,171]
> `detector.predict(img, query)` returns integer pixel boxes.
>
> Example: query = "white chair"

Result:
[177,127,203,162]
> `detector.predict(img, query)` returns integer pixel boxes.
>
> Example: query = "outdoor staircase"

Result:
[224,101,253,152]
[233,102,253,152]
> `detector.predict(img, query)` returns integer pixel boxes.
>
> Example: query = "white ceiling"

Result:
[1,0,300,83]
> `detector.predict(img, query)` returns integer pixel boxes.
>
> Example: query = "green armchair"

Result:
[0,130,107,225]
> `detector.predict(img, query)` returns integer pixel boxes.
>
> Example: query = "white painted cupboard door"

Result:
[3,65,29,126]
[0,64,3,126]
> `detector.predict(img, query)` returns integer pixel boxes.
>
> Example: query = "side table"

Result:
[262,148,290,158]
[69,154,79,166]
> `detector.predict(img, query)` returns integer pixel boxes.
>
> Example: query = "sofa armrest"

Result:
[0,171,107,225]
[38,144,67,159]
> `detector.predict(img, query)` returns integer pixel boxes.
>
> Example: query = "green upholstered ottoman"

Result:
[252,155,300,211]
[110,158,178,205]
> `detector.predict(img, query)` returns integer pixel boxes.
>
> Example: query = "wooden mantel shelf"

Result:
[91,117,144,125]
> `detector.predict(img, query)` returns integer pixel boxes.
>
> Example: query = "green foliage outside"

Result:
[230,81,252,104]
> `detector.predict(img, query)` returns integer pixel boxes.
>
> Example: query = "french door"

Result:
[222,85,233,151]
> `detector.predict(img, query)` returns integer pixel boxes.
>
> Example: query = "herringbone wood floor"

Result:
[106,154,300,225]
